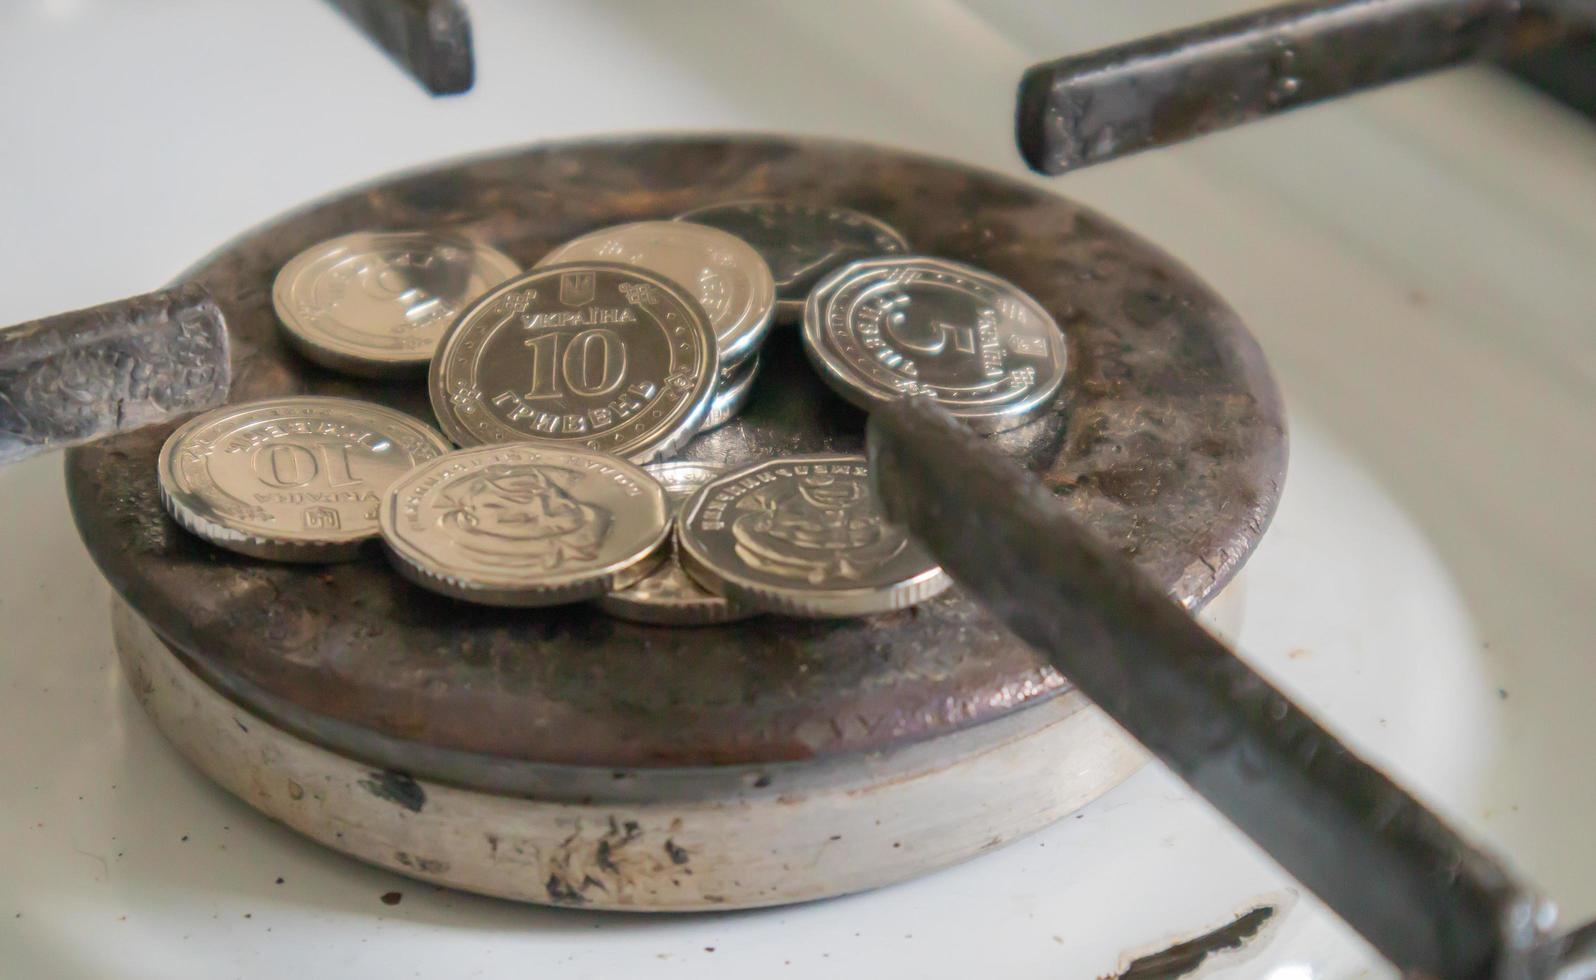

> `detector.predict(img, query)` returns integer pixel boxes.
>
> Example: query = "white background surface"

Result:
[2,1,1594,977]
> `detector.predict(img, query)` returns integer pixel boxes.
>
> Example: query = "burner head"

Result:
[65,134,1286,777]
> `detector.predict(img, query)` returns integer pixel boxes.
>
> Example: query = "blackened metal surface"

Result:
[1116,905,1276,980]
[1538,919,1596,978]
[1017,0,1545,175]
[326,0,473,96]
[1508,34,1596,118]
[0,284,228,465]
[64,135,1286,770]
[866,397,1537,979]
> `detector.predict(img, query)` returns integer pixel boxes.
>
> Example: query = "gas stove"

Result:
[1,2,1592,977]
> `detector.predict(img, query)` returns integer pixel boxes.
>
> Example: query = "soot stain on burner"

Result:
[545,873,595,905]
[394,850,448,873]
[664,839,690,865]
[359,770,426,813]
[1115,904,1276,979]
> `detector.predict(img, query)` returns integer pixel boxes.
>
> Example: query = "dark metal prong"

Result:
[1016,0,1566,175]
[325,0,474,96]
[0,284,229,465]
[867,397,1547,977]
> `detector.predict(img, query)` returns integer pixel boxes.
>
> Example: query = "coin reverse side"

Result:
[380,443,670,607]
[676,455,950,618]
[595,461,757,626]
[273,231,520,377]
[536,221,775,368]
[429,262,718,463]
[159,396,451,561]
[803,257,1067,433]
[675,200,909,321]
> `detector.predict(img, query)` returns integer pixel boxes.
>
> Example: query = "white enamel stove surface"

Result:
[2,1,1593,977]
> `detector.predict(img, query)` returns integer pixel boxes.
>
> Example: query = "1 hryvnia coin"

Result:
[273,231,519,377]
[429,262,718,463]
[676,454,950,618]
[158,396,451,561]
[380,443,670,607]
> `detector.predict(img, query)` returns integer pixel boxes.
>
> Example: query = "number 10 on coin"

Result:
[429,263,720,462]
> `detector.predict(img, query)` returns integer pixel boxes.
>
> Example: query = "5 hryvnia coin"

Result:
[380,443,670,607]
[536,221,775,369]
[273,231,519,377]
[675,200,909,322]
[676,454,950,618]
[158,396,451,561]
[595,461,757,626]
[802,257,1067,433]
[429,262,719,463]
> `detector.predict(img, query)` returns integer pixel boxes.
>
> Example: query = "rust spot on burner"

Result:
[1083,464,1168,506]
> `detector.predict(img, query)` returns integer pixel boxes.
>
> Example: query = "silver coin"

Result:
[429,262,719,463]
[676,455,950,618]
[535,221,775,369]
[802,257,1067,433]
[380,443,671,607]
[594,461,757,626]
[675,200,909,322]
[159,397,451,562]
[699,354,760,434]
[273,231,520,377]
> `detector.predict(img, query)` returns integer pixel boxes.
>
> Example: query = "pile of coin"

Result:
[159,201,1068,622]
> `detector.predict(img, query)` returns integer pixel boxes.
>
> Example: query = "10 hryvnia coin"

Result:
[159,396,451,561]
[429,262,719,462]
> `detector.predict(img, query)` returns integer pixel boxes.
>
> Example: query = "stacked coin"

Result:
[273,231,520,377]
[428,262,720,462]
[675,201,909,324]
[163,199,1067,622]
[595,461,755,626]
[803,256,1067,433]
[534,220,776,370]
